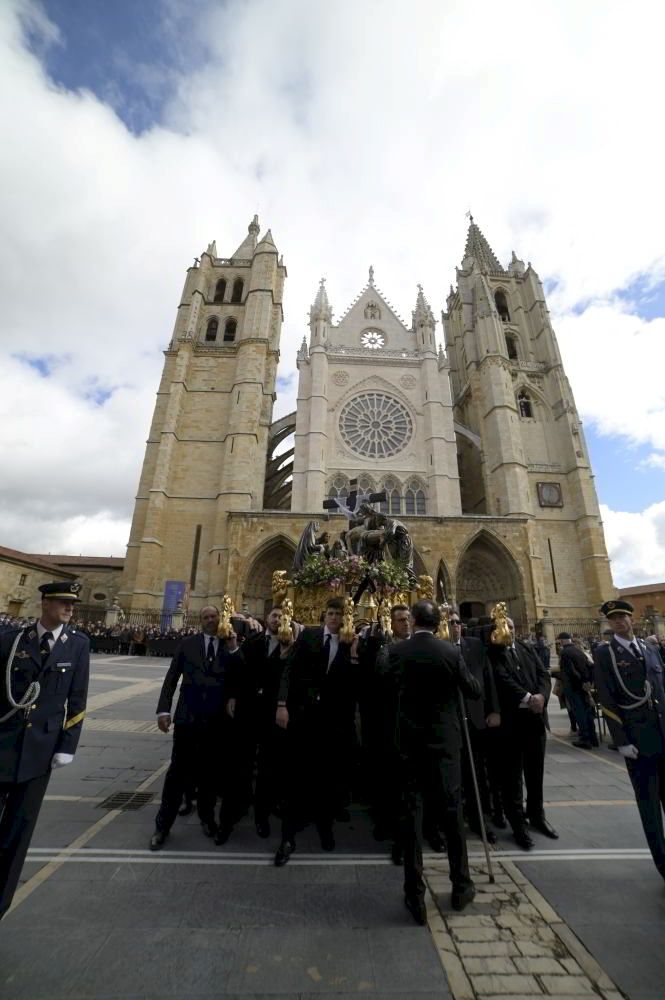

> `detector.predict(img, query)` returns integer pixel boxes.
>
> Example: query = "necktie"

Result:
[630,640,643,660]
[324,634,332,668]
[40,631,53,661]
[206,637,216,664]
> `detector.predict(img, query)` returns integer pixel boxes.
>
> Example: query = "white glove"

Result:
[52,752,74,768]
[618,744,639,760]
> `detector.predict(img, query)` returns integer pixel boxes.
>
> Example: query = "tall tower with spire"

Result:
[443,217,613,615]
[118,217,286,609]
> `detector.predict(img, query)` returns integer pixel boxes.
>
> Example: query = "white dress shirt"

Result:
[37,621,63,649]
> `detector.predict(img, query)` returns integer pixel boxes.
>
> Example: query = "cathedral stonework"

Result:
[118,217,614,625]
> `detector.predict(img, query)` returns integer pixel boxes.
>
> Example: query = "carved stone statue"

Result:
[293,520,328,571]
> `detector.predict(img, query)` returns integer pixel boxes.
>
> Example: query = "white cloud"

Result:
[0,0,664,587]
[601,503,665,588]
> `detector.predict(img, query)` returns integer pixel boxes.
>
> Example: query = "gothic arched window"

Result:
[223,318,237,342]
[231,278,244,304]
[213,278,227,303]
[380,477,401,515]
[205,318,218,342]
[495,290,510,322]
[518,390,533,418]
[328,475,349,502]
[505,334,518,360]
[405,481,427,515]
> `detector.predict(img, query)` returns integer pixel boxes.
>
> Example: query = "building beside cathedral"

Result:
[117,216,615,626]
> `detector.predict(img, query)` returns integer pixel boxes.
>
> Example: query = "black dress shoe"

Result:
[492,812,507,829]
[149,830,167,851]
[451,884,476,912]
[274,840,295,867]
[572,740,592,749]
[513,828,534,850]
[391,843,403,865]
[404,894,427,925]
[469,826,497,845]
[178,800,194,817]
[201,821,218,839]
[425,833,447,853]
[214,824,232,845]
[255,820,271,839]
[319,830,335,852]
[529,818,559,839]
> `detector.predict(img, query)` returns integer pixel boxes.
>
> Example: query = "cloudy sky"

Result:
[1,0,664,587]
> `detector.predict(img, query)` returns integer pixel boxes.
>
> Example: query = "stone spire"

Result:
[310,277,333,323]
[462,216,504,273]
[412,283,435,331]
[255,228,277,254]
[232,214,260,258]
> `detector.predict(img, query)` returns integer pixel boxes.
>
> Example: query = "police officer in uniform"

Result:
[0,581,89,919]
[593,599,665,881]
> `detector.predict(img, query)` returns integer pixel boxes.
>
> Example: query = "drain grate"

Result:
[97,791,154,811]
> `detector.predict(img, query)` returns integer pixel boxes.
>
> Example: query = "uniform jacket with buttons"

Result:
[156,633,234,724]
[593,638,665,756]
[0,624,90,783]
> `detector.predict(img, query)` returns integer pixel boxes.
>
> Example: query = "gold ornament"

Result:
[437,603,450,641]
[340,596,356,644]
[217,594,236,639]
[490,601,512,646]
[277,598,294,643]
[378,598,392,637]
[272,570,290,606]
[416,574,434,601]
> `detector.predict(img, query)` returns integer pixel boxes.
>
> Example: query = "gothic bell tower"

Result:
[443,218,613,616]
[118,217,286,610]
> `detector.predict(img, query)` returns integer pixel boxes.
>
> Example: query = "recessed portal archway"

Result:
[455,531,525,624]
[242,536,296,619]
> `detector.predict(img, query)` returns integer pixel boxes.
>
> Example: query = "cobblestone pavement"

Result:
[1,654,663,999]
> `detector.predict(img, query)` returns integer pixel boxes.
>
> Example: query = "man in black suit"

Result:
[274,596,357,865]
[490,617,557,850]
[389,600,481,923]
[594,600,665,881]
[224,606,291,841]
[558,632,597,749]
[1,581,89,920]
[150,606,239,850]
[449,612,501,844]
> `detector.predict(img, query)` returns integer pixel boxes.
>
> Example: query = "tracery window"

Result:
[328,475,349,501]
[339,392,412,459]
[405,481,427,515]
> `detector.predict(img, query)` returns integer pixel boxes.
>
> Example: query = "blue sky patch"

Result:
[585,424,665,512]
[616,273,665,321]
[13,353,58,377]
[23,0,212,134]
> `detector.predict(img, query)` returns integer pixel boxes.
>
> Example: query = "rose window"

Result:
[361,329,385,349]
[339,392,412,459]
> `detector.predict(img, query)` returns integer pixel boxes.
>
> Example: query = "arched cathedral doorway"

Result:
[242,537,296,619]
[455,531,525,625]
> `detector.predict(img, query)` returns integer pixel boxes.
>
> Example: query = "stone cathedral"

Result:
[118,216,614,625]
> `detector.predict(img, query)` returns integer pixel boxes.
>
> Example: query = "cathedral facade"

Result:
[118,217,614,626]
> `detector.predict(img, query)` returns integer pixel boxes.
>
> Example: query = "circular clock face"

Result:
[361,329,385,349]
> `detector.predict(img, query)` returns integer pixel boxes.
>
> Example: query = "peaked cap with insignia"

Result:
[38,581,82,602]
[599,599,634,617]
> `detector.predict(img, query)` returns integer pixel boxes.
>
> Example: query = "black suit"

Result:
[594,638,665,878]
[226,632,287,825]
[491,640,551,831]
[559,643,595,745]
[278,627,356,841]
[1,623,89,918]
[154,633,235,833]
[388,631,481,899]
[457,636,500,830]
